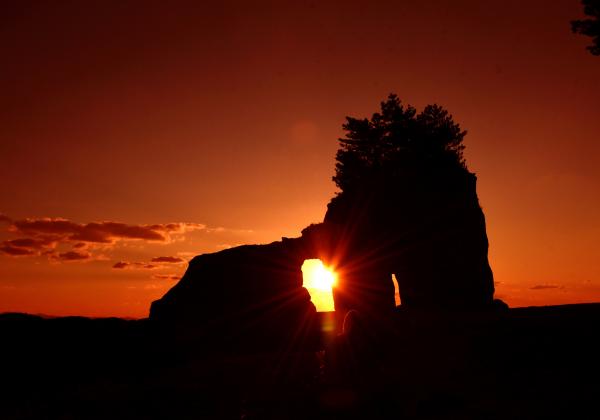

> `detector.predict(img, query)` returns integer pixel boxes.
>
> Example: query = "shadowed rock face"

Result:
[150,169,495,343]
[323,169,494,314]
[149,238,320,349]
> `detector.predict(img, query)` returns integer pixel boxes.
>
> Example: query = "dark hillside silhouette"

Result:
[2,304,599,419]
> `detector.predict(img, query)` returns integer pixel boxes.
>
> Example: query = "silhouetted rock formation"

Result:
[319,94,495,317]
[150,170,495,339]
[150,238,320,350]
[322,169,494,314]
[150,95,498,347]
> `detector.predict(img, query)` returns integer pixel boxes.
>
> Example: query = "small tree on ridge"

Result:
[333,94,467,194]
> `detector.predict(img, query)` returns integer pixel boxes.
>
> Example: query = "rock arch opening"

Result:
[392,274,401,306]
[301,259,336,312]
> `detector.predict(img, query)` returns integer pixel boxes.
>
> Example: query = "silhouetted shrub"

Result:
[572,0,600,55]
[333,94,467,194]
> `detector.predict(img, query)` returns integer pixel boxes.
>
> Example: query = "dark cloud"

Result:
[15,219,159,243]
[1,215,206,265]
[0,244,36,256]
[11,218,204,244]
[55,251,91,261]
[114,256,187,270]
[150,256,184,263]
[5,237,58,249]
[530,284,563,290]
[152,274,180,281]
[113,261,130,269]
[147,222,206,233]
[0,236,58,257]
[72,222,165,242]
[112,261,156,270]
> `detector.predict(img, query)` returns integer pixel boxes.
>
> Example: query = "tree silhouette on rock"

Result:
[333,94,467,194]
[323,94,495,315]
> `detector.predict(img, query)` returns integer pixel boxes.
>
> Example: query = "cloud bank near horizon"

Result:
[0,215,236,265]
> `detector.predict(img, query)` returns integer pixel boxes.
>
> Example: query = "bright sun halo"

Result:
[301,259,337,312]
[312,264,336,290]
[303,260,337,291]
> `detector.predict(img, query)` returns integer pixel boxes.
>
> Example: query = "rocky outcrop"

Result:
[149,237,320,349]
[150,168,495,345]
[322,168,494,313]
[150,95,500,350]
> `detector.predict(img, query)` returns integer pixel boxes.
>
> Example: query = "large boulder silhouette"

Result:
[149,237,319,350]
[321,168,494,315]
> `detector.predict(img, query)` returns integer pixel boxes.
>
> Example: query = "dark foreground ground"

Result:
[1,304,599,420]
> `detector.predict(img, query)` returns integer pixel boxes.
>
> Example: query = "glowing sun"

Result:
[301,259,337,312]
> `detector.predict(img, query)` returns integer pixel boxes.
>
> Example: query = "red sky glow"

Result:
[1,1,599,317]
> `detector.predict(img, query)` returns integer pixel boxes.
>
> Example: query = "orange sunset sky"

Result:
[1,1,599,318]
